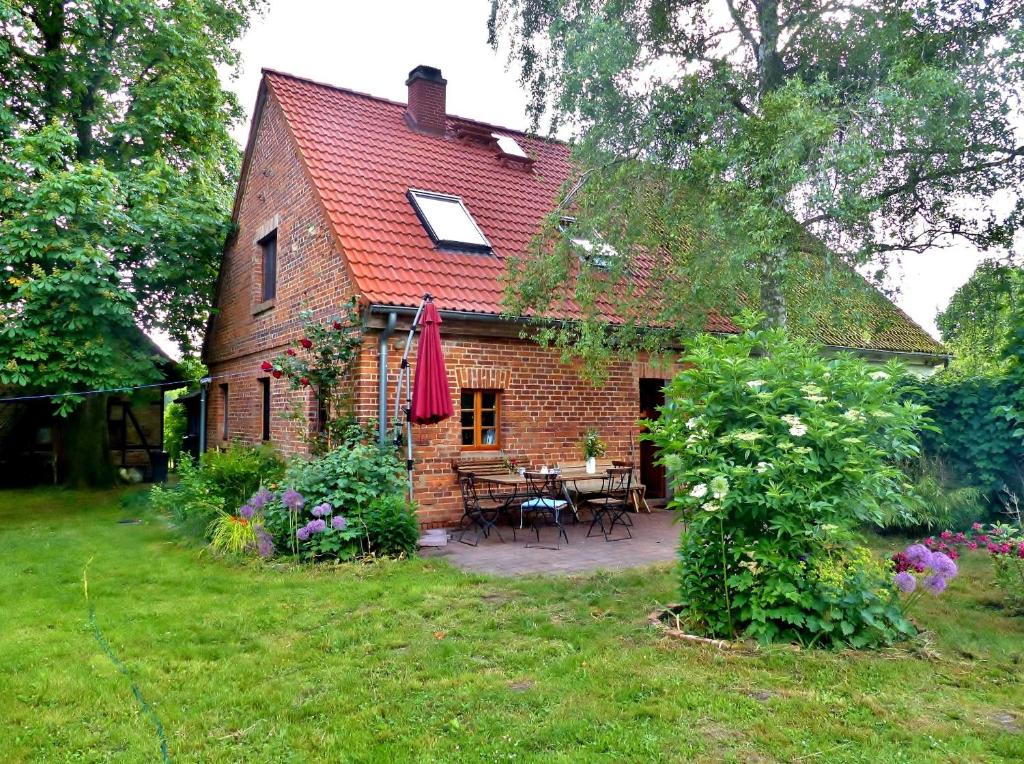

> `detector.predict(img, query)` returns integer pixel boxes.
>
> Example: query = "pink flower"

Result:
[972,522,983,531]
[968,542,978,550]
[987,543,999,553]
[940,530,953,540]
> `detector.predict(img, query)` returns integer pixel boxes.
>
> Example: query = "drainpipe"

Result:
[377,312,398,446]
[198,376,211,455]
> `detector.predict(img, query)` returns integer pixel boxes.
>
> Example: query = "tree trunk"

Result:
[63,395,115,488]
[759,249,788,329]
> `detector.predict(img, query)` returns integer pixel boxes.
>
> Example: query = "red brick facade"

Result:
[204,90,358,455]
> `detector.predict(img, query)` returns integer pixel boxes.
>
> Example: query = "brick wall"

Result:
[357,328,677,528]
[204,90,356,454]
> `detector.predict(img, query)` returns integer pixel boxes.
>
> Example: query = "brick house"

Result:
[203,65,947,528]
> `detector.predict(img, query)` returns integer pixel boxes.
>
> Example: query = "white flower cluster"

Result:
[781,414,807,437]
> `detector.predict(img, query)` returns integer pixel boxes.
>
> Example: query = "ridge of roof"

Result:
[260,67,566,146]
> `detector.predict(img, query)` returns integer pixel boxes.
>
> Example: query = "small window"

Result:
[460,389,501,450]
[220,384,229,440]
[492,133,527,158]
[259,378,271,441]
[260,230,277,301]
[559,217,617,269]
[408,189,491,252]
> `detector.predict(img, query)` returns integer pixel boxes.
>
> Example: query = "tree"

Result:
[937,260,1024,375]
[489,0,1024,361]
[0,0,264,484]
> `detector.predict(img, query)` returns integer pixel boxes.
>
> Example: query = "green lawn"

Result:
[1,489,1022,763]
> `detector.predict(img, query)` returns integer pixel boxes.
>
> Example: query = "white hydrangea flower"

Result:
[804,394,828,403]
[685,417,702,430]
[689,483,708,498]
[733,430,765,442]
[756,461,771,473]
[747,379,766,389]
[789,424,808,437]
[843,409,865,422]
[781,414,802,426]
[701,501,720,513]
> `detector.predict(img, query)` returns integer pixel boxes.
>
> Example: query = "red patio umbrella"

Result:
[409,301,453,425]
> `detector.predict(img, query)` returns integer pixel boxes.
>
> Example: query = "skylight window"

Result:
[491,133,528,158]
[408,190,492,252]
[559,217,618,269]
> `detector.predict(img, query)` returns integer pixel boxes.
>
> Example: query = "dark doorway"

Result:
[639,378,666,500]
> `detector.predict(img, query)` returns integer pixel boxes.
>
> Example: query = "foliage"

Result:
[163,390,189,468]
[912,375,1024,497]
[207,512,258,556]
[362,494,420,558]
[0,0,264,402]
[937,262,1024,376]
[196,443,285,511]
[282,427,406,517]
[261,304,363,454]
[991,546,1024,614]
[644,318,926,645]
[882,458,989,534]
[149,443,284,540]
[149,455,224,539]
[581,428,607,459]
[488,0,1024,371]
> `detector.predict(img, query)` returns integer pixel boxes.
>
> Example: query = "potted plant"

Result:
[582,429,607,474]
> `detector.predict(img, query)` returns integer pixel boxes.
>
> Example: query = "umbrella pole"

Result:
[393,295,430,502]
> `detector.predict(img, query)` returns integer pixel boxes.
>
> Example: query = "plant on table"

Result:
[260,300,363,454]
[582,429,607,459]
[645,315,927,647]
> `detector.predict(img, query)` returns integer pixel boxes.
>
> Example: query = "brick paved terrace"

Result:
[420,509,681,576]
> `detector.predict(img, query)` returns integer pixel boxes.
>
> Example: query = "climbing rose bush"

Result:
[646,319,926,646]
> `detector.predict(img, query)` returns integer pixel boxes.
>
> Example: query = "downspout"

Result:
[198,376,211,455]
[377,312,398,446]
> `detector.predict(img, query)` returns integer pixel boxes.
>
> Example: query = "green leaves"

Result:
[645,324,925,645]
[0,0,263,406]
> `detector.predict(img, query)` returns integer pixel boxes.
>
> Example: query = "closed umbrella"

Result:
[393,295,453,501]
[410,301,453,425]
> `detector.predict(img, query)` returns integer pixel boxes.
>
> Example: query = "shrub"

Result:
[284,436,405,516]
[882,459,988,534]
[363,494,420,557]
[645,318,925,646]
[149,443,285,540]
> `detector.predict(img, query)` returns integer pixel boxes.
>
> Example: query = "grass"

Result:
[1,488,1022,763]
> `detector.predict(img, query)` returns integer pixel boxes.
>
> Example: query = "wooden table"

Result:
[473,469,610,519]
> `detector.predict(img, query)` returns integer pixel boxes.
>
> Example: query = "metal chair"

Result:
[587,467,634,541]
[519,471,569,549]
[456,473,507,546]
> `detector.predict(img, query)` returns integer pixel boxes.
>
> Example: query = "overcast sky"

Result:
[207,0,995,350]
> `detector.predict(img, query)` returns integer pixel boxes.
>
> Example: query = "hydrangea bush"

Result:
[646,319,927,646]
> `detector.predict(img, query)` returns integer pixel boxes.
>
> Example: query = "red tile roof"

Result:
[261,69,944,356]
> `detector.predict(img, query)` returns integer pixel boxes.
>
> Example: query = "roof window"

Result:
[559,217,617,269]
[408,190,491,252]
[492,133,527,159]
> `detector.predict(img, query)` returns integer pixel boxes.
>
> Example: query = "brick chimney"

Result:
[405,65,447,136]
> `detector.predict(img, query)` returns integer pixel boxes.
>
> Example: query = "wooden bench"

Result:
[451,454,510,477]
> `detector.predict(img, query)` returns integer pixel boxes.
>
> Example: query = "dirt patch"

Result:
[993,712,1020,733]
[508,680,534,692]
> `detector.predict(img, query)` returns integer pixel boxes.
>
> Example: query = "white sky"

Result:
[163,0,998,357]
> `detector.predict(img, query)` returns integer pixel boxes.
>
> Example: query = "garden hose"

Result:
[82,559,171,763]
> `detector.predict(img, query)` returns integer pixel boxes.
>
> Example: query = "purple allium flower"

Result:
[255,526,275,558]
[922,575,947,595]
[310,502,333,518]
[904,544,933,567]
[894,571,917,593]
[238,504,255,520]
[296,526,312,542]
[307,519,327,534]
[331,515,347,531]
[250,488,274,511]
[282,488,305,512]
[928,551,958,579]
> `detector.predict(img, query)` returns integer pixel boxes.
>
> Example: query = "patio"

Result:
[419,509,680,575]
